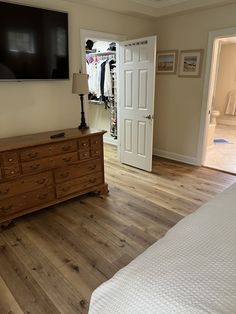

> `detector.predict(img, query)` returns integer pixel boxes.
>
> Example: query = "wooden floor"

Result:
[0,144,235,314]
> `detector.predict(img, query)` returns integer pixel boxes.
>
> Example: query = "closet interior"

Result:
[85,39,117,145]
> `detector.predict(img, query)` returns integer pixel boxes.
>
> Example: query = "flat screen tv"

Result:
[0,2,69,80]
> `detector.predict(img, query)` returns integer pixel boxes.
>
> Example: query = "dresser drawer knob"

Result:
[0,205,12,212]
[10,171,15,175]
[82,143,87,146]
[36,178,46,185]
[38,193,48,200]
[60,172,69,178]
[0,188,9,195]
[8,158,14,162]
[30,164,40,170]
[28,152,38,159]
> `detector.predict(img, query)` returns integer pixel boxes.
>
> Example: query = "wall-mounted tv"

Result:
[0,2,69,81]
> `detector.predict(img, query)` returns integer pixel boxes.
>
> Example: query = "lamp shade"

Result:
[72,73,89,95]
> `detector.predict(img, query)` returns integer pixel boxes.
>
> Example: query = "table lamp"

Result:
[72,73,89,129]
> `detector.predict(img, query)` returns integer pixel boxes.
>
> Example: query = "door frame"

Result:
[197,27,236,165]
[80,29,126,152]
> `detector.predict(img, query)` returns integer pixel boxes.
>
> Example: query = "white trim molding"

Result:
[153,148,199,166]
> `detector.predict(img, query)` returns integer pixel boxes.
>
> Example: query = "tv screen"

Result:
[0,2,69,80]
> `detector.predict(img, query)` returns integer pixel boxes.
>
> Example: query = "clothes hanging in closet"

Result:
[86,55,115,107]
[86,51,117,139]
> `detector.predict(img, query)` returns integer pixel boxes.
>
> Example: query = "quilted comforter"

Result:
[89,183,236,314]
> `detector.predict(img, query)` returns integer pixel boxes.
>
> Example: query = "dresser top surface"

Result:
[0,128,106,152]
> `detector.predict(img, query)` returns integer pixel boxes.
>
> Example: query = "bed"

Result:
[89,183,236,314]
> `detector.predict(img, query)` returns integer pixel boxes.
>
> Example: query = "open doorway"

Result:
[80,30,125,146]
[204,38,236,173]
[80,30,157,172]
[85,39,118,145]
[199,27,236,174]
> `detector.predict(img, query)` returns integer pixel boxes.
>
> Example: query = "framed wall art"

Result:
[156,50,178,74]
[178,49,204,78]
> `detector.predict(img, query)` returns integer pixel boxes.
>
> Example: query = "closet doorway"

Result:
[81,30,125,148]
[81,30,157,172]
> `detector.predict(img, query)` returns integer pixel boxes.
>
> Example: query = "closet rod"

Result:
[88,51,116,56]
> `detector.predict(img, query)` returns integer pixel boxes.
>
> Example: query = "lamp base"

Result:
[78,94,89,130]
[78,123,89,130]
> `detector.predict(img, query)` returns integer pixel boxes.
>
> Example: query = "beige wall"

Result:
[215,43,236,114]
[0,0,154,139]
[154,3,236,159]
[4,0,236,163]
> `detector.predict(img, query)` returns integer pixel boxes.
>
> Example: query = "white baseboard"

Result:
[104,136,118,146]
[153,148,199,166]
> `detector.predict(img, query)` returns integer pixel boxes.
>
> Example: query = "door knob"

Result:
[144,114,153,120]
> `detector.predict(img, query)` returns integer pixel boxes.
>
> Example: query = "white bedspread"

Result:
[89,183,236,314]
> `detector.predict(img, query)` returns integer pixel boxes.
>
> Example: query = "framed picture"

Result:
[178,49,204,78]
[156,50,178,74]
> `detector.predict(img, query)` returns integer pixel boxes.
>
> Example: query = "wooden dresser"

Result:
[0,128,108,226]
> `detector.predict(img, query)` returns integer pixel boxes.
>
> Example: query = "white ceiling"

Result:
[65,0,236,18]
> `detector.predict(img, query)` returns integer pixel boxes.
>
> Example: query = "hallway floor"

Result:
[205,124,236,173]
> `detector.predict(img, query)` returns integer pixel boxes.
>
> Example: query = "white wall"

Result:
[154,3,236,161]
[0,0,154,139]
[215,43,236,115]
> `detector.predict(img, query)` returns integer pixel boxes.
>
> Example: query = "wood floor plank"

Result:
[0,241,61,314]
[53,205,139,259]
[0,144,235,314]
[0,275,24,314]
[27,212,119,279]
[18,215,110,290]
[1,229,86,314]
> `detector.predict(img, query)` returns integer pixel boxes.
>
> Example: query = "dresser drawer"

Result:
[1,151,21,179]
[90,136,102,147]
[52,141,77,155]
[54,159,102,183]
[0,187,55,219]
[0,171,53,201]
[91,148,102,158]
[22,152,78,175]
[20,145,51,162]
[78,138,90,150]
[78,150,91,161]
[20,140,77,162]
[3,163,21,179]
[1,152,19,163]
[56,172,103,198]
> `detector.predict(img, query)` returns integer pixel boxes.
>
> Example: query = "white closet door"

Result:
[118,36,156,172]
